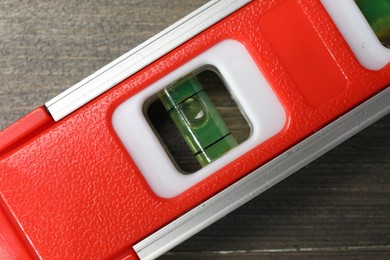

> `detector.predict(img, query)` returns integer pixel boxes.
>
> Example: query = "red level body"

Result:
[1,0,389,259]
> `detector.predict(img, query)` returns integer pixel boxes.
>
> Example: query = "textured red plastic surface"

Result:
[1,0,390,259]
[0,107,54,157]
[0,209,32,259]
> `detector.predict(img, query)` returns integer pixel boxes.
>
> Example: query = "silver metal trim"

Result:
[45,0,252,121]
[133,87,390,260]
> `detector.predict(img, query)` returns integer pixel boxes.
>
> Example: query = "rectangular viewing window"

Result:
[146,68,251,174]
[355,0,390,48]
[112,40,286,198]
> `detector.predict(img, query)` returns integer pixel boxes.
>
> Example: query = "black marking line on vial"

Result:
[167,90,205,113]
[193,132,232,156]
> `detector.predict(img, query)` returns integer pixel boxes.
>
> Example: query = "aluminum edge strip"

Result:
[45,0,252,121]
[133,87,390,260]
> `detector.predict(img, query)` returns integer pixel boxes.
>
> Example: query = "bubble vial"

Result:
[159,76,237,167]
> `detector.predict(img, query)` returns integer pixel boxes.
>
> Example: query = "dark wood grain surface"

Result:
[1,1,389,259]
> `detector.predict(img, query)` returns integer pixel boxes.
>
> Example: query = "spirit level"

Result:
[0,0,389,259]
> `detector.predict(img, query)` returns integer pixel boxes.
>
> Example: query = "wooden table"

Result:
[1,1,389,259]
